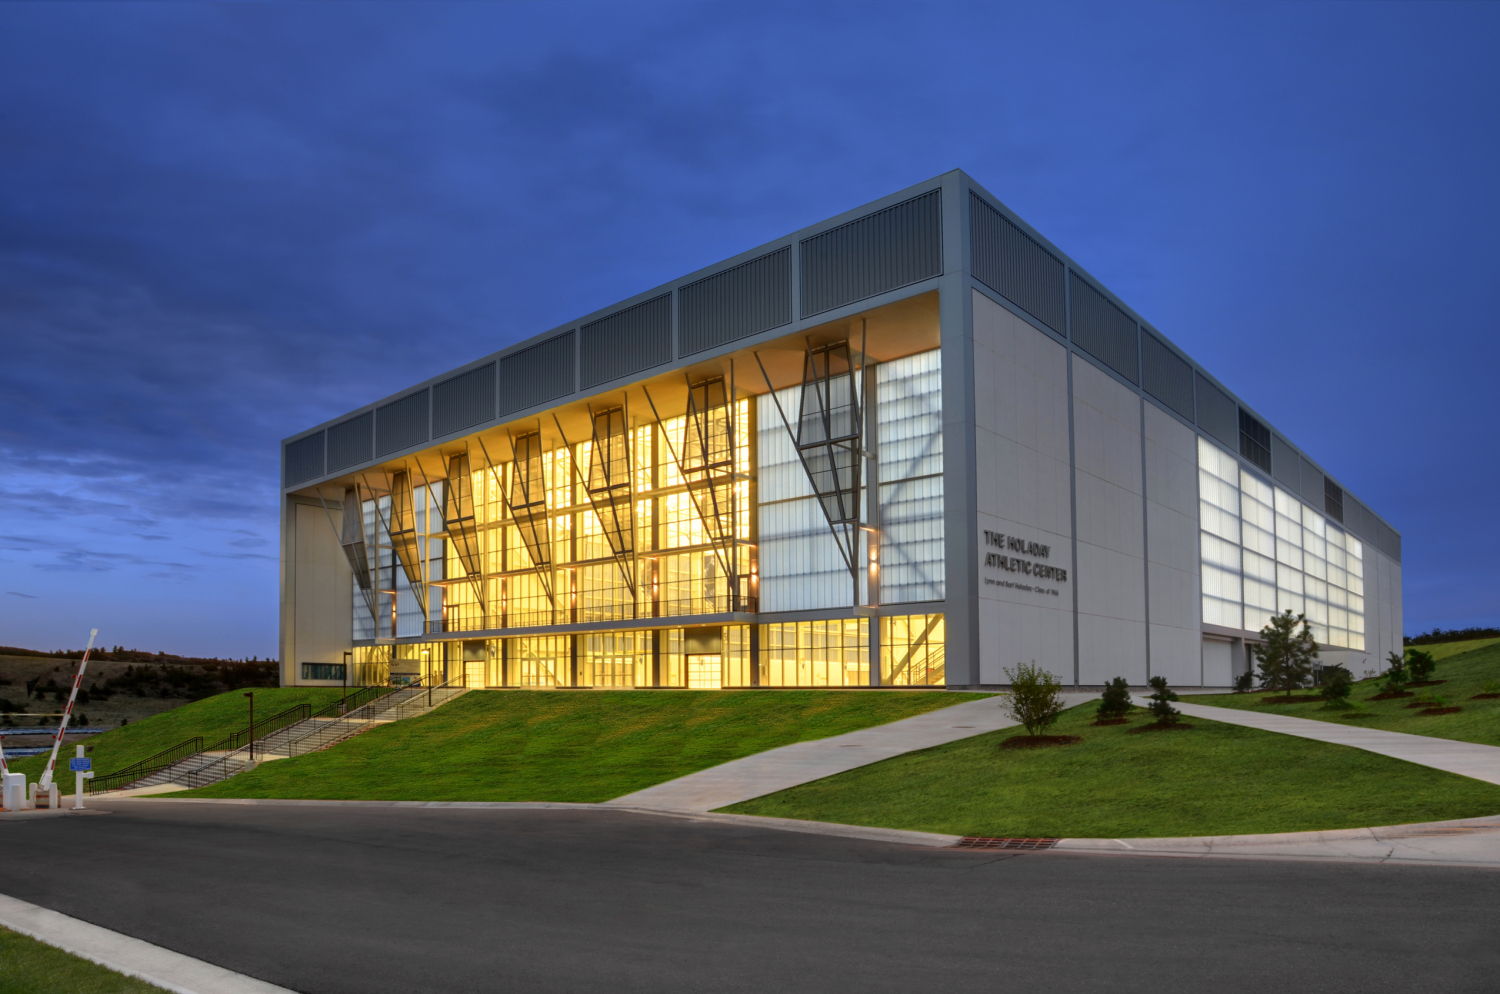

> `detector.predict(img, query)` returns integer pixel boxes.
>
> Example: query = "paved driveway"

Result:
[3,799,1498,994]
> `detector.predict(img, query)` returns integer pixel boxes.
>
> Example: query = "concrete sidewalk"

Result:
[1173,701,1500,786]
[605,693,1092,813]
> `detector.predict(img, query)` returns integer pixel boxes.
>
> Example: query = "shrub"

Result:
[1319,664,1352,704]
[1380,651,1408,694]
[1253,610,1319,692]
[1146,675,1181,725]
[1003,662,1066,737]
[1096,677,1132,720]
[1405,648,1437,683]
[1233,671,1254,694]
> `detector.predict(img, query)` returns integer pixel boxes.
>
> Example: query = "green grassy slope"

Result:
[179,689,986,803]
[1190,639,1500,746]
[5,688,346,780]
[721,702,1500,838]
[0,928,171,994]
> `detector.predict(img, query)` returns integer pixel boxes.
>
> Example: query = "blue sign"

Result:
[68,757,92,772]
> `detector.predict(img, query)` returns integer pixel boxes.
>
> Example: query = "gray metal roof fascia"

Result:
[282,171,957,447]
[955,170,1398,546]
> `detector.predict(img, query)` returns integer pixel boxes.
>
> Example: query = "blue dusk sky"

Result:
[1,2,1496,658]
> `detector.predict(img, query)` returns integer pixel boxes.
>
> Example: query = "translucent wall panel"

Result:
[1196,437,1364,649]
[874,350,944,604]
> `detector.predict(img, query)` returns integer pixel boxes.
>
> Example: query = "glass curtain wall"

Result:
[1198,438,1365,649]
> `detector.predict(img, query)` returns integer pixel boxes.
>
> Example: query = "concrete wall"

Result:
[1143,403,1203,685]
[971,291,1076,684]
[1071,359,1148,684]
[280,499,353,685]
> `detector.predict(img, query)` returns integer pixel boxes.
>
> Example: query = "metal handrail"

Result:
[91,687,387,793]
[86,736,206,794]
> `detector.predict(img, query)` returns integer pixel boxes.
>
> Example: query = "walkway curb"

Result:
[0,892,297,994]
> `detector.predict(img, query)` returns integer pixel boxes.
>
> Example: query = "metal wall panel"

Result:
[326,413,374,472]
[1194,373,1237,446]
[375,389,431,457]
[284,432,325,485]
[800,190,942,317]
[1298,455,1323,506]
[433,362,496,437]
[679,248,792,355]
[1069,274,1139,383]
[1139,331,1193,418]
[969,195,1066,333]
[1270,433,1299,488]
[579,294,672,388]
[498,331,576,416]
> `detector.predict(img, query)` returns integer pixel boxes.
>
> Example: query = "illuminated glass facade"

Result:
[1197,437,1365,650]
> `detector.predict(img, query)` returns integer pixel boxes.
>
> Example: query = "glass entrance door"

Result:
[686,654,722,689]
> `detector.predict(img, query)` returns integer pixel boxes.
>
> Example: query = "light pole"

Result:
[244,691,255,763]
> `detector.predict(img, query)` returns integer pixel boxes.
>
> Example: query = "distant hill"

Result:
[1406,627,1500,646]
[0,644,267,666]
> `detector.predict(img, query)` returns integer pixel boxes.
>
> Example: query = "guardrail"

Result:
[87,686,391,794]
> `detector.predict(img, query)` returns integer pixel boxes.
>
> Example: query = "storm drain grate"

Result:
[952,836,1060,850]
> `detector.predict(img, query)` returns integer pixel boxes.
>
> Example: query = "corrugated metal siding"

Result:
[679,248,792,355]
[326,413,374,472]
[1270,434,1299,488]
[1139,331,1193,418]
[284,432,325,485]
[1298,455,1323,506]
[499,331,576,416]
[1194,373,1237,446]
[433,363,496,438]
[969,195,1066,334]
[375,389,431,457]
[800,190,942,317]
[579,294,672,388]
[1068,275,1139,383]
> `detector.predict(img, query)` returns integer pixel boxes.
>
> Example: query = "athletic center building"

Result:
[278,170,1402,690]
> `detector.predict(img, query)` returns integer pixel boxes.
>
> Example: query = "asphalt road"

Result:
[3,800,1497,994]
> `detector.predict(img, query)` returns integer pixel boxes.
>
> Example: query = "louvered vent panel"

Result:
[800,190,942,317]
[375,390,430,457]
[1380,523,1401,562]
[284,432,325,486]
[1194,373,1237,446]
[433,363,496,437]
[969,194,1065,333]
[499,331,576,416]
[1270,434,1299,488]
[579,294,672,388]
[680,248,792,355]
[1139,332,1193,418]
[1069,274,1139,383]
[1298,456,1323,506]
[326,413,374,472]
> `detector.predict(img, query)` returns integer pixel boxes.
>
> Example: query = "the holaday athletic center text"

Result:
[981,530,1069,582]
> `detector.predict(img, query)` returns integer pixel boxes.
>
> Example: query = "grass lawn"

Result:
[5,688,347,782]
[1188,639,1500,747]
[176,690,987,803]
[719,701,1500,838]
[0,927,169,994]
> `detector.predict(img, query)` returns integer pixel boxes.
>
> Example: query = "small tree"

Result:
[1096,676,1132,720]
[1003,662,1066,737]
[1405,648,1437,683]
[1380,651,1408,694]
[1319,664,1352,705]
[1253,610,1320,693]
[1146,675,1180,725]
[1233,671,1254,694]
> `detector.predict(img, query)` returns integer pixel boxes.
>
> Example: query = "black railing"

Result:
[86,735,205,794]
[89,686,391,793]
